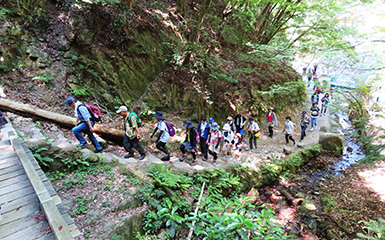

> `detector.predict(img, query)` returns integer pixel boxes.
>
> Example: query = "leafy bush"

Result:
[357,218,385,240]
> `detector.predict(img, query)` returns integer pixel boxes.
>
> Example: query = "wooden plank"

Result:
[0,159,21,170]
[0,185,34,203]
[0,179,31,197]
[0,156,19,165]
[2,219,51,240]
[0,164,23,176]
[0,158,21,169]
[0,216,41,238]
[0,202,41,226]
[0,173,29,188]
[0,168,27,182]
[0,154,17,162]
[35,232,56,240]
[1,193,38,214]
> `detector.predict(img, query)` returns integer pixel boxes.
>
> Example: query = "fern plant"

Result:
[356,218,385,240]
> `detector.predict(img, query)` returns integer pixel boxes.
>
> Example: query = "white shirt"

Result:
[157,120,170,143]
[285,121,295,134]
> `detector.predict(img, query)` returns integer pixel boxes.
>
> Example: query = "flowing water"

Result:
[309,110,366,183]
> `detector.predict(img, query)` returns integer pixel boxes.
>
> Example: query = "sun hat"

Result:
[183,120,194,129]
[208,117,214,123]
[116,106,128,113]
[153,111,165,120]
[211,122,219,131]
[227,116,232,121]
[223,123,231,131]
[65,96,76,107]
[249,117,254,122]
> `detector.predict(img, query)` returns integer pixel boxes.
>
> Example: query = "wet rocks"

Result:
[319,133,343,156]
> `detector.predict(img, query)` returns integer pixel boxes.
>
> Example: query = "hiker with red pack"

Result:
[150,111,172,161]
[65,96,103,153]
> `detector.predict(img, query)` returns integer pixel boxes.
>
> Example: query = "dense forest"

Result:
[1,0,385,239]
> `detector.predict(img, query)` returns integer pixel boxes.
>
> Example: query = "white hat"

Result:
[116,106,128,113]
[227,116,232,121]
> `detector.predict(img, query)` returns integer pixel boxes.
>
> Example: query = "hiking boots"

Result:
[94,149,103,153]
[138,155,146,161]
[77,142,88,148]
[161,155,170,161]
[124,153,135,159]
[179,155,187,162]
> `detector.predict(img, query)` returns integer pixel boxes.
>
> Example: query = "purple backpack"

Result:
[164,121,175,137]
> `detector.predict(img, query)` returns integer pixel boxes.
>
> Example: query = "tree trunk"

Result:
[0,99,125,141]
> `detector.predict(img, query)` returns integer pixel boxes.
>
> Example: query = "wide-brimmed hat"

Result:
[211,122,219,131]
[223,123,231,131]
[183,120,194,129]
[65,96,76,107]
[153,111,165,120]
[116,106,128,113]
[209,117,214,122]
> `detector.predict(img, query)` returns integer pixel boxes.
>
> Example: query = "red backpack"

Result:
[78,103,102,122]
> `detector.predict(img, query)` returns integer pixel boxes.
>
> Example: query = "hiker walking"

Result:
[320,93,330,116]
[247,117,260,150]
[307,69,312,87]
[65,97,103,153]
[310,103,320,131]
[234,113,246,135]
[222,123,234,156]
[264,107,278,138]
[198,117,210,161]
[179,121,198,166]
[233,133,242,163]
[225,116,236,133]
[207,122,222,166]
[116,106,146,160]
[150,111,171,161]
[282,116,296,146]
[311,91,319,105]
[300,111,310,142]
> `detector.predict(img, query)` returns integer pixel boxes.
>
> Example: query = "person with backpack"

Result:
[207,122,222,166]
[222,123,234,156]
[116,106,146,160]
[320,93,330,116]
[300,111,310,142]
[234,113,246,135]
[225,116,236,133]
[179,120,198,166]
[150,111,171,161]
[282,116,296,146]
[233,133,243,163]
[311,91,319,105]
[198,117,210,161]
[310,103,320,131]
[65,96,103,153]
[264,107,278,138]
[247,117,260,150]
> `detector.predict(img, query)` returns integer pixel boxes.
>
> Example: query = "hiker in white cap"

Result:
[117,106,146,160]
[222,123,234,156]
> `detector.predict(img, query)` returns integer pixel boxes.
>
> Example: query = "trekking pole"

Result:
[187,182,206,240]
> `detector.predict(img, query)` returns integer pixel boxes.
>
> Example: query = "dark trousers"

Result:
[123,135,146,156]
[180,144,196,160]
[249,136,259,149]
[156,141,170,156]
[300,125,307,140]
[285,134,296,144]
[268,126,274,137]
[208,150,218,161]
[199,136,208,159]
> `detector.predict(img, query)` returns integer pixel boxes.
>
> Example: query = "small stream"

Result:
[309,110,366,183]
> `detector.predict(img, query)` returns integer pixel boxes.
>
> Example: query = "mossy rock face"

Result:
[319,133,343,156]
[113,208,147,240]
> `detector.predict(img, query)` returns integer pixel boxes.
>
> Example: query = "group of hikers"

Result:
[64,85,330,166]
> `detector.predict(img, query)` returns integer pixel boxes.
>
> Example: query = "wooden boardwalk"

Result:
[0,122,81,240]
[0,138,55,239]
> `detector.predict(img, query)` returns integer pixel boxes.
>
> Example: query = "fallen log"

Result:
[0,99,125,141]
[277,186,303,206]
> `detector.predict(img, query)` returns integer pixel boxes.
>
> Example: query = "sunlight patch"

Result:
[358,161,385,202]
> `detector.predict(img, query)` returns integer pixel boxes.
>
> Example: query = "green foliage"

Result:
[70,87,88,96]
[74,195,90,215]
[33,147,54,167]
[321,193,337,212]
[357,218,385,240]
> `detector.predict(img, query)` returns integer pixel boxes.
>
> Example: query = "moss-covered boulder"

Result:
[113,208,147,240]
[319,133,343,156]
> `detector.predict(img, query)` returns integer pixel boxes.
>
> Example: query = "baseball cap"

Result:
[116,106,128,113]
